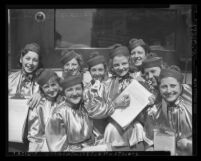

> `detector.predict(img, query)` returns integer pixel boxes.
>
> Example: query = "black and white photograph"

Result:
[7,5,195,156]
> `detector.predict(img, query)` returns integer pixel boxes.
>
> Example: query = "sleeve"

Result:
[84,85,115,119]
[27,106,44,152]
[45,109,68,152]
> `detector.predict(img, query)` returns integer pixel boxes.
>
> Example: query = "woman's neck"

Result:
[66,100,82,110]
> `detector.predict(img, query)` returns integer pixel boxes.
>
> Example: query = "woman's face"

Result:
[64,84,83,105]
[63,58,80,76]
[112,55,129,77]
[159,77,182,103]
[131,46,146,66]
[144,66,161,87]
[20,51,39,73]
[42,78,60,99]
[90,63,105,82]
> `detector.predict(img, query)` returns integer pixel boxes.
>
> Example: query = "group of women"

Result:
[8,38,192,155]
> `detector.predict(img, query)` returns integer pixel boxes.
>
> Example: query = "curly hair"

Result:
[61,49,85,73]
[17,45,43,72]
[108,55,132,76]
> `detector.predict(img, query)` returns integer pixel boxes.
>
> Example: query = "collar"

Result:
[21,70,34,82]
[167,96,184,112]
[112,73,132,82]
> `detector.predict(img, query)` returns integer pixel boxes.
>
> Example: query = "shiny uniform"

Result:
[84,79,115,144]
[8,70,39,98]
[85,73,153,147]
[105,74,153,147]
[45,101,94,151]
[27,96,65,152]
[147,84,192,155]
[8,70,39,152]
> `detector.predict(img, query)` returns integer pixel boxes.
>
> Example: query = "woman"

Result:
[60,49,84,78]
[9,42,42,97]
[129,38,150,78]
[85,44,153,150]
[28,69,64,152]
[28,49,90,109]
[148,66,192,155]
[45,74,95,151]
[8,42,43,152]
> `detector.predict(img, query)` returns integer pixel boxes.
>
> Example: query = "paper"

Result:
[111,79,152,128]
[8,98,29,143]
[154,129,176,155]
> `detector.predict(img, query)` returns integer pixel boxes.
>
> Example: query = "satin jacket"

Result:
[45,101,94,151]
[83,79,115,142]
[147,84,192,154]
[8,70,39,98]
[27,96,65,152]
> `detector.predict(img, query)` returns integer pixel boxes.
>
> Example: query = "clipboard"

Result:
[111,79,152,129]
[153,129,176,155]
[8,96,29,143]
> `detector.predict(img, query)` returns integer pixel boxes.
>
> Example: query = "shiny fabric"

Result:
[8,70,39,98]
[146,84,192,155]
[45,101,94,151]
[103,73,152,147]
[27,97,62,152]
[84,79,115,142]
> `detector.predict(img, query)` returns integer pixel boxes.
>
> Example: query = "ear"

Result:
[20,55,23,64]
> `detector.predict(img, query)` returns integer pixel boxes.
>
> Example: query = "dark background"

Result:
[8,6,192,73]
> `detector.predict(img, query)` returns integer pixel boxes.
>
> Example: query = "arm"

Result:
[45,110,68,152]
[27,90,42,109]
[84,88,115,119]
[27,106,44,152]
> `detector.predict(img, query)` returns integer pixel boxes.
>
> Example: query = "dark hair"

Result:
[39,74,61,95]
[18,48,43,70]
[89,62,109,81]
[108,55,132,76]
[61,49,85,73]
[133,44,150,55]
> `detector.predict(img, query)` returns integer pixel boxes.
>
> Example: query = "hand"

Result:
[114,94,130,109]
[147,94,156,106]
[27,92,42,109]
[147,105,158,117]
[177,138,192,150]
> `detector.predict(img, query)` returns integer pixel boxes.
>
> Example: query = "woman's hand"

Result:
[114,94,130,109]
[27,92,42,109]
[147,105,158,118]
[147,94,156,106]
[177,138,192,150]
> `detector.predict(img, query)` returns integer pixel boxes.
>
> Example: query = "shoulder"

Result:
[8,70,21,80]
[84,81,92,90]
[35,97,47,110]
[52,101,67,115]
[182,84,192,95]
[181,84,192,104]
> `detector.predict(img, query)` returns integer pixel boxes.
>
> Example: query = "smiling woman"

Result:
[9,43,42,97]
[8,43,43,152]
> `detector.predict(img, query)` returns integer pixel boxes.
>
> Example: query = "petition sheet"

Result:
[8,98,29,143]
[111,79,152,128]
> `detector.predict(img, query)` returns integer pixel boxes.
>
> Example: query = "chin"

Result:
[165,97,178,103]
[24,68,36,73]
[134,62,142,66]
[24,69,34,73]
[69,98,81,105]
[120,72,128,77]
